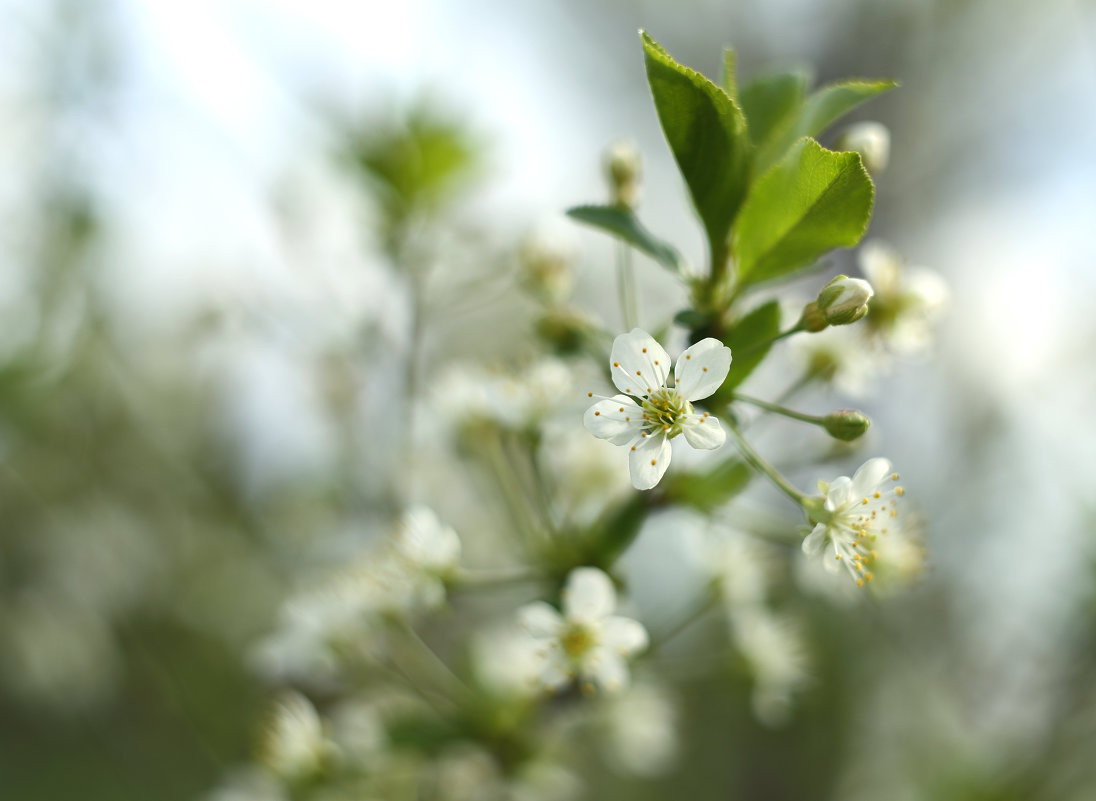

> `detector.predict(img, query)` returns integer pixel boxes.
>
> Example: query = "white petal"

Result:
[538,649,573,690]
[601,616,649,656]
[609,329,671,397]
[563,567,616,622]
[517,601,564,638]
[906,268,949,313]
[824,476,853,512]
[585,648,629,693]
[851,457,892,497]
[681,413,726,450]
[802,523,828,555]
[397,506,461,571]
[627,432,672,490]
[674,338,733,401]
[583,395,644,446]
[858,240,901,294]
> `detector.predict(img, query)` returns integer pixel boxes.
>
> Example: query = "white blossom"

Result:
[802,457,908,587]
[516,567,648,693]
[859,240,949,355]
[254,508,461,682]
[258,690,335,782]
[790,325,888,398]
[584,328,732,489]
[601,682,678,776]
[392,505,462,608]
[732,610,809,727]
[837,121,891,174]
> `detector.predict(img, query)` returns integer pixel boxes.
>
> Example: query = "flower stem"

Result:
[647,586,720,653]
[725,419,809,506]
[735,322,805,358]
[732,392,824,426]
[453,566,545,589]
[616,241,638,330]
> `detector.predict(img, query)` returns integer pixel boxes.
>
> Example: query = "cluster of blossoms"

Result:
[206,34,945,801]
[255,507,461,683]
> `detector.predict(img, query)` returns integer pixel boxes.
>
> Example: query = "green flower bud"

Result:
[604,140,642,209]
[816,274,874,326]
[837,121,890,174]
[822,409,871,442]
[519,233,576,305]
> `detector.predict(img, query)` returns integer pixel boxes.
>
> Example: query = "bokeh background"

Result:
[2,0,1095,799]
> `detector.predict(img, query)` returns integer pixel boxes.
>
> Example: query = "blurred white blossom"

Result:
[601,681,678,776]
[859,240,949,355]
[732,610,810,727]
[258,690,336,782]
[517,567,648,693]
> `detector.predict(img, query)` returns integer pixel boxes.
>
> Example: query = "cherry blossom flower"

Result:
[584,328,732,489]
[802,457,906,587]
[516,567,648,694]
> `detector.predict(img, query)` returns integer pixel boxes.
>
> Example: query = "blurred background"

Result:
[1,0,1095,799]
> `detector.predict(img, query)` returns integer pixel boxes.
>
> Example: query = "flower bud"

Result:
[816,275,873,326]
[822,409,871,442]
[519,232,576,305]
[837,121,890,174]
[604,140,642,209]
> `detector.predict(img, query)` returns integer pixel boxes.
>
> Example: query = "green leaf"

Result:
[755,78,897,169]
[738,70,807,152]
[640,31,750,262]
[733,138,874,287]
[718,300,782,395]
[661,457,752,512]
[567,204,686,276]
[798,79,897,140]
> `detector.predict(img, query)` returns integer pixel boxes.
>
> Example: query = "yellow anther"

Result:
[890,473,899,480]
[685,354,691,359]
[594,411,600,416]
[895,487,905,496]
[618,407,624,412]
[873,491,881,499]
[587,392,593,397]
[650,459,657,466]
[702,367,708,372]
[862,498,869,505]
[614,361,620,367]
[631,445,636,451]
[856,578,865,587]
[641,348,647,353]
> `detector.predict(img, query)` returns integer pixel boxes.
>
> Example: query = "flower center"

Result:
[831,481,905,586]
[640,387,692,438]
[560,623,597,660]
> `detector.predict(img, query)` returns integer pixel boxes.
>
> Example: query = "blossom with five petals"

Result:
[584,328,732,489]
[516,567,648,694]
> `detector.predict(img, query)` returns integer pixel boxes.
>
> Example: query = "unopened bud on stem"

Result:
[605,140,642,209]
[816,274,874,326]
[822,409,871,442]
